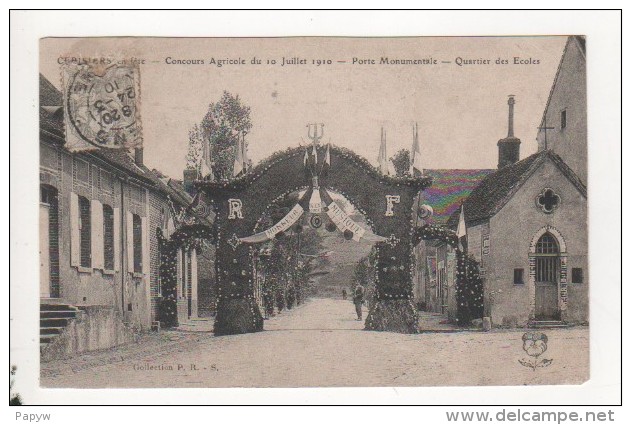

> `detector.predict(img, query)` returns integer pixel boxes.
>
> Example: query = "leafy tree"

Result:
[199,91,253,181]
[390,149,410,177]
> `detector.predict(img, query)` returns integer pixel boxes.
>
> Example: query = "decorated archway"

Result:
[158,200,216,328]
[198,144,432,335]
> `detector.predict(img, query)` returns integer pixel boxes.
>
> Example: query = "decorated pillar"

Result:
[365,241,419,333]
[213,195,264,336]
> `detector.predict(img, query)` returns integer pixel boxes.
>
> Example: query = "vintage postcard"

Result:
[30,34,592,391]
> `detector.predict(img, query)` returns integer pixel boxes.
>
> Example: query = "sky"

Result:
[40,36,567,179]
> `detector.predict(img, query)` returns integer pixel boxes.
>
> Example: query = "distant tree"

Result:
[390,149,410,177]
[199,91,253,181]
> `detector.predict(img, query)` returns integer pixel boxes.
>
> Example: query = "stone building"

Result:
[414,36,588,328]
[39,74,208,357]
[536,36,587,183]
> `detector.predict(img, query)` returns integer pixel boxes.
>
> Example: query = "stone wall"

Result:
[41,305,138,362]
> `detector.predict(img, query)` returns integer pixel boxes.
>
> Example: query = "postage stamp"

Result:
[61,61,142,151]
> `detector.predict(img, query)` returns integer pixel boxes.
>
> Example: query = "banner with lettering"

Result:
[240,204,304,244]
[325,202,387,243]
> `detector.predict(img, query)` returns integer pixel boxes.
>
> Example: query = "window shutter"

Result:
[126,211,134,273]
[91,199,104,269]
[141,216,149,276]
[70,192,80,267]
[113,208,121,271]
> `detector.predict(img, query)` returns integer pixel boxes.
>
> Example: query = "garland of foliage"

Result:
[158,225,216,328]
[455,253,485,326]
[196,144,433,194]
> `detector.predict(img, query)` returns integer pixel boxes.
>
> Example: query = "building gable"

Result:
[536,36,587,183]
[447,150,586,229]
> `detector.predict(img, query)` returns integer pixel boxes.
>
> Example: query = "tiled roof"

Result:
[446,150,587,229]
[40,74,63,106]
[422,169,494,225]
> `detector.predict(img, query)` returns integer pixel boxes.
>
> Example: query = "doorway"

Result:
[533,232,560,320]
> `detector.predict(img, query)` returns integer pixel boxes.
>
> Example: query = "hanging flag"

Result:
[200,138,214,180]
[456,204,467,251]
[387,159,397,176]
[233,134,244,177]
[378,127,389,175]
[241,133,249,172]
[189,192,213,219]
[321,143,331,177]
[309,189,323,213]
[303,149,309,167]
[409,122,423,176]
[312,144,318,164]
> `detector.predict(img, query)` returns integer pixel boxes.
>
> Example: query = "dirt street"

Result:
[41,298,589,388]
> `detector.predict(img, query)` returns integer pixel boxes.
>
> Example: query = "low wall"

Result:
[41,305,138,362]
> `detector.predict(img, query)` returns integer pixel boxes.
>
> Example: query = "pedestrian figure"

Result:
[353,283,364,321]
[342,289,347,300]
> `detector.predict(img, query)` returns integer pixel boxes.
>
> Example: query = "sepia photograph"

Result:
[8,9,622,410]
[35,35,589,388]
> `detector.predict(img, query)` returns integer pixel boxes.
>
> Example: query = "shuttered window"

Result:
[103,204,115,270]
[78,196,91,267]
[132,214,142,273]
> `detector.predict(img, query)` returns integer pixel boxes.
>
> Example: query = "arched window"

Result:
[535,232,559,254]
[534,232,559,284]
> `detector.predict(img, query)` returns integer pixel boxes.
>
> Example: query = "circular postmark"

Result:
[65,64,141,148]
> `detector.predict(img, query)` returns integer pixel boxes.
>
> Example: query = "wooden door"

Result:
[534,256,559,320]
[40,203,51,298]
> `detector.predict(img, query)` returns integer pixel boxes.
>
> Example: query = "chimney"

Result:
[134,147,144,166]
[182,168,198,195]
[497,95,521,168]
[507,95,515,137]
